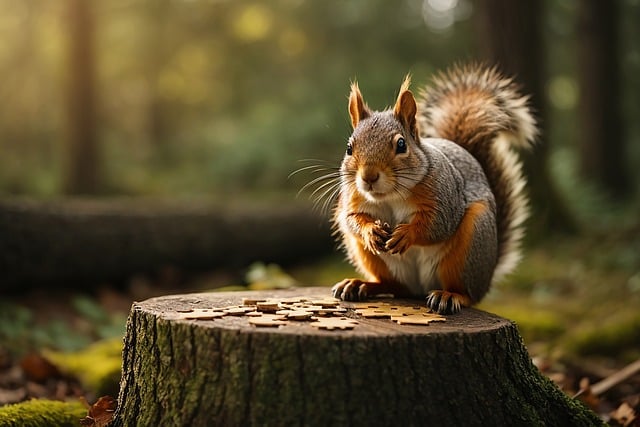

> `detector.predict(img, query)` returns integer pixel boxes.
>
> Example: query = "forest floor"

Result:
[1,231,639,425]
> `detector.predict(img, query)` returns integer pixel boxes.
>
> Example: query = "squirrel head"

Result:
[342,76,426,203]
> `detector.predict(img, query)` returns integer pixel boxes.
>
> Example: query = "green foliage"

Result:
[0,295,126,355]
[0,399,87,427]
[245,262,297,290]
[0,302,88,355]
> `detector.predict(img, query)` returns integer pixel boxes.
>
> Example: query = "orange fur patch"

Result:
[437,201,487,295]
[406,178,439,245]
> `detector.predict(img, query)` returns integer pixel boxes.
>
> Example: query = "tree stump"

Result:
[113,287,601,427]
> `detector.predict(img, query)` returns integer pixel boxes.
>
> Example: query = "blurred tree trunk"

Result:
[145,0,173,164]
[576,0,629,199]
[0,198,333,291]
[64,0,101,194]
[474,0,577,235]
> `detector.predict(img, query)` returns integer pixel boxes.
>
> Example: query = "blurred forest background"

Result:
[1,0,640,420]
[1,0,638,208]
[1,0,640,311]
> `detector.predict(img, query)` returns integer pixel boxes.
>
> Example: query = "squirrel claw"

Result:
[426,290,471,314]
[364,221,391,254]
[332,278,369,301]
[386,224,413,254]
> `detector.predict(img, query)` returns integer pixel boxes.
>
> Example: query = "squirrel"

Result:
[330,64,537,314]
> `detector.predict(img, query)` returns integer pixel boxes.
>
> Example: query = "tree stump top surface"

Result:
[135,286,510,337]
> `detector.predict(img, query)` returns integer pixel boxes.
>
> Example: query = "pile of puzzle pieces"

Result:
[173,296,445,331]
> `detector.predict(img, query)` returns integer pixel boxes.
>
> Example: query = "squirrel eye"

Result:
[346,142,353,156]
[396,137,407,154]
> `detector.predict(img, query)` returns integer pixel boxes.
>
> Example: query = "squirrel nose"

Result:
[361,169,380,185]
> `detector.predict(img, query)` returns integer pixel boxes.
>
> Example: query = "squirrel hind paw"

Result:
[426,290,471,315]
[332,278,370,301]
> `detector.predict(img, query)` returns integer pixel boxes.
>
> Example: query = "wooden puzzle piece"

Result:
[348,301,393,309]
[242,298,267,306]
[355,304,434,318]
[392,314,446,325]
[310,317,359,330]
[224,306,257,316]
[384,306,431,315]
[248,314,288,327]
[256,301,281,313]
[309,298,341,308]
[277,297,309,304]
[245,311,263,317]
[314,307,347,316]
[285,310,314,320]
[354,307,393,318]
[175,309,226,320]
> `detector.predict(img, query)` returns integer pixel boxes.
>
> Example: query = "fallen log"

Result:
[113,287,602,426]
[0,198,333,291]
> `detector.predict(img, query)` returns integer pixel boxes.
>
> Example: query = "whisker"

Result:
[314,184,342,215]
[309,177,341,199]
[297,172,341,196]
[290,158,343,207]
[288,164,339,179]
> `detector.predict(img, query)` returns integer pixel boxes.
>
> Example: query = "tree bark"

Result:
[0,198,332,291]
[113,288,601,426]
[474,0,577,234]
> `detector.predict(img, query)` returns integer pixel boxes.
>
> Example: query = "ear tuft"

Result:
[393,75,418,137]
[348,81,371,129]
[398,74,411,96]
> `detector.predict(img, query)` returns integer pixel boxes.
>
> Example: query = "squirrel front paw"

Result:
[426,290,471,314]
[332,278,370,301]
[362,220,392,254]
[385,223,414,254]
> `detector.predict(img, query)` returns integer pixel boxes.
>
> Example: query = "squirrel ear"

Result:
[348,82,371,129]
[394,76,418,138]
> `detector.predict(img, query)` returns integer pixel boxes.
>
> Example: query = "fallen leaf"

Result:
[80,395,117,427]
[610,401,637,427]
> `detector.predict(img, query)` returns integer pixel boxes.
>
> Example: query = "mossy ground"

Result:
[0,399,87,427]
[44,338,123,398]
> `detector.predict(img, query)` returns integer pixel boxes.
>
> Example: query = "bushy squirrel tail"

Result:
[418,64,537,283]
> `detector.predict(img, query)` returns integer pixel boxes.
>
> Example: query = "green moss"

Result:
[44,337,122,397]
[0,399,86,427]
[566,312,640,356]
[479,305,565,342]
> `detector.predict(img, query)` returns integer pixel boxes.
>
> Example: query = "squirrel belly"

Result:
[331,64,535,314]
